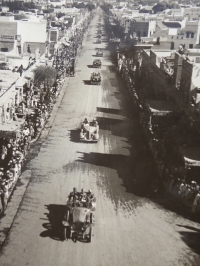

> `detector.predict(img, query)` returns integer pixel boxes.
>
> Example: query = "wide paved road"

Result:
[1,12,200,266]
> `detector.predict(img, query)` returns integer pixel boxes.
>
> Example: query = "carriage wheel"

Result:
[90,213,93,224]
[63,227,67,240]
[88,227,92,243]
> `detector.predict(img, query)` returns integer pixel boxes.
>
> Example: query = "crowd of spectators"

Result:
[117,52,200,214]
[0,15,91,216]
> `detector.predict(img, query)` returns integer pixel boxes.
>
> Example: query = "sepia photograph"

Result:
[0,0,200,265]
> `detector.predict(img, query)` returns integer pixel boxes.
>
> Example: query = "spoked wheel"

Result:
[66,210,69,222]
[63,226,71,240]
[88,227,92,243]
[90,213,93,224]
[63,227,67,240]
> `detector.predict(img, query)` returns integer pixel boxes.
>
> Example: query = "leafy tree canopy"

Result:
[152,1,180,13]
[3,1,37,11]
[33,66,57,87]
[72,2,95,11]
[100,3,113,13]
[14,14,28,20]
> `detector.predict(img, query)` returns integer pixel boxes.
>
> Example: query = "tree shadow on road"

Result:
[97,107,122,115]
[40,204,66,241]
[76,151,154,197]
[96,116,134,139]
[178,229,200,254]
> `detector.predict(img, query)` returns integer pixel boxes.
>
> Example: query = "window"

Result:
[1,48,8,52]
[143,31,146,37]
[27,44,31,53]
[189,44,193,48]
[191,32,195,38]
[186,32,190,38]
[177,36,179,39]
[137,31,141,37]
[170,42,174,50]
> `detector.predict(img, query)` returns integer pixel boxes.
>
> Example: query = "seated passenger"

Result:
[68,187,79,205]
[92,119,98,126]
[79,188,87,205]
[83,118,89,124]
[86,189,94,204]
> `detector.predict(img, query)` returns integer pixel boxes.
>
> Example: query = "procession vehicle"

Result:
[97,34,101,39]
[62,195,96,242]
[90,72,101,85]
[96,49,103,57]
[93,59,101,68]
[80,119,99,142]
[97,38,101,44]
[97,29,102,35]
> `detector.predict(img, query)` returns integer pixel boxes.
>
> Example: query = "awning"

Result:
[179,146,200,168]
[0,119,25,138]
[146,99,179,116]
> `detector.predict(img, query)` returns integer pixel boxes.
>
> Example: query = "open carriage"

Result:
[80,119,99,142]
[62,196,96,242]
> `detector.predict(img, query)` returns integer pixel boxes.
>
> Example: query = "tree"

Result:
[14,14,28,20]
[100,3,113,13]
[33,66,57,88]
[152,1,180,13]
[57,12,65,19]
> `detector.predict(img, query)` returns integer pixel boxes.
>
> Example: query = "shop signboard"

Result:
[0,35,14,42]
[0,130,16,138]
[0,53,6,61]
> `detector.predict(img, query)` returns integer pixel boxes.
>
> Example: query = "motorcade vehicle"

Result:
[90,72,101,85]
[96,49,103,57]
[93,59,101,68]
[80,118,99,142]
[62,192,96,242]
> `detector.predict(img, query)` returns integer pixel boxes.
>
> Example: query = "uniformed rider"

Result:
[79,188,87,205]
[86,189,94,205]
[83,118,89,125]
[68,187,79,205]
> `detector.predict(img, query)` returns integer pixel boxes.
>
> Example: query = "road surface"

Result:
[1,12,200,266]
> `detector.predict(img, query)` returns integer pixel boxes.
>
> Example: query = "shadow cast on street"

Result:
[178,227,200,254]
[69,129,80,143]
[40,204,66,241]
[97,107,122,115]
[83,80,91,85]
[76,151,153,196]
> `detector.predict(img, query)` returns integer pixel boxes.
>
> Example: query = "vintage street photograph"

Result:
[0,1,200,265]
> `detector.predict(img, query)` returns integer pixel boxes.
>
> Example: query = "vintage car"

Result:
[93,59,101,68]
[90,72,101,85]
[80,119,99,142]
[62,195,96,242]
[96,49,103,57]
[97,29,102,35]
